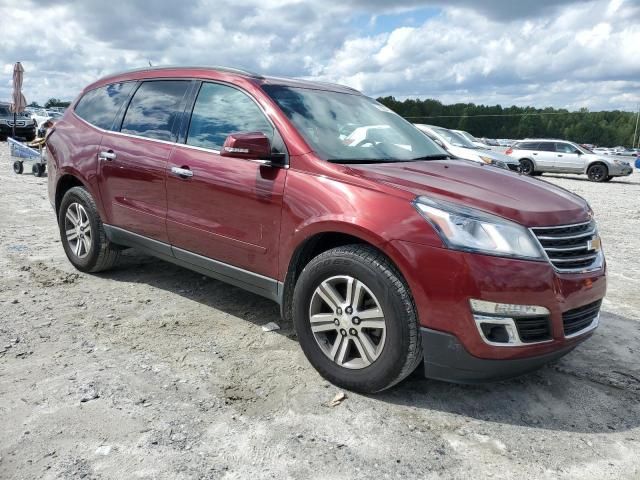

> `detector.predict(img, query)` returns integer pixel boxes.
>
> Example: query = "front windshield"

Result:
[432,126,477,149]
[262,85,448,162]
[459,130,479,143]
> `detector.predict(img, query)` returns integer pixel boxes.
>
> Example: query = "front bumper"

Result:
[609,164,633,176]
[420,327,581,383]
[391,241,606,363]
[0,123,36,137]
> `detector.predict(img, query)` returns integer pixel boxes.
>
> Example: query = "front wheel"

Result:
[13,161,23,174]
[58,186,120,272]
[519,158,535,175]
[292,245,422,393]
[587,164,608,182]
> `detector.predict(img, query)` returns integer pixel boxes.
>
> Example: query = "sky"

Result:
[1,0,639,110]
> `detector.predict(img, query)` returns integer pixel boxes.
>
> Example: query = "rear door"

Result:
[554,142,584,172]
[98,80,192,243]
[166,81,287,280]
[534,142,557,171]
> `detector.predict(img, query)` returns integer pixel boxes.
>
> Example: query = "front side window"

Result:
[555,142,577,154]
[186,82,273,151]
[74,82,135,130]
[121,80,190,141]
[262,85,446,163]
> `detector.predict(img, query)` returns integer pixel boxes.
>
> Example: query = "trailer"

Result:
[8,136,46,177]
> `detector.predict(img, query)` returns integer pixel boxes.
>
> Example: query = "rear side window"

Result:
[120,81,190,141]
[515,142,538,150]
[537,142,556,152]
[186,82,273,151]
[74,82,135,130]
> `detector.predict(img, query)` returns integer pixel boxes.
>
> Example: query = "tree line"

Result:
[377,96,638,147]
[28,98,71,109]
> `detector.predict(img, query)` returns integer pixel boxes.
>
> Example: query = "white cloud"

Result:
[0,0,638,110]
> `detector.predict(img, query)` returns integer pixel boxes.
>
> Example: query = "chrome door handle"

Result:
[532,153,537,155]
[557,154,563,157]
[98,150,116,161]
[170,166,194,178]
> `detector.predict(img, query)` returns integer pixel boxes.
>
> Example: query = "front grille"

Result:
[531,220,600,272]
[514,316,551,343]
[562,300,601,336]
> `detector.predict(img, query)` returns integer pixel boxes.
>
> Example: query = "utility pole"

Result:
[634,104,640,149]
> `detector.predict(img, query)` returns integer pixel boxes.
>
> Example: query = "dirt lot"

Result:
[1,143,639,480]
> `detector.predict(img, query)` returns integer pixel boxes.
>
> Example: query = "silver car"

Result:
[506,139,633,182]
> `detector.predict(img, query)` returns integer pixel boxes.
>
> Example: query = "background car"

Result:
[0,102,36,141]
[452,129,489,149]
[505,139,633,182]
[415,124,520,170]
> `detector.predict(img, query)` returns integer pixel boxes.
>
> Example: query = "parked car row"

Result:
[592,146,639,157]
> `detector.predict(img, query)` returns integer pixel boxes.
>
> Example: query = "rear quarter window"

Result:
[515,142,539,150]
[74,82,135,130]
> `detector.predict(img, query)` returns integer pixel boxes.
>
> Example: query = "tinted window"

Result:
[516,142,538,150]
[74,82,135,130]
[121,81,190,141]
[537,142,556,152]
[186,83,273,151]
[0,105,10,116]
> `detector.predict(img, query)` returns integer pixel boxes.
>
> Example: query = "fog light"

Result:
[470,300,551,347]
[470,299,549,317]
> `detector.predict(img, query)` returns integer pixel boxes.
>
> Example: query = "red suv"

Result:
[47,67,606,393]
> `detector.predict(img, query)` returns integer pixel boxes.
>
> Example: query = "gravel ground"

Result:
[1,143,639,480]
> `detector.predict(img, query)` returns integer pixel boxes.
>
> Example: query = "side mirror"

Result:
[221,132,272,163]
[575,150,582,155]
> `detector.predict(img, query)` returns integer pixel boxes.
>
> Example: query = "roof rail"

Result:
[106,65,264,79]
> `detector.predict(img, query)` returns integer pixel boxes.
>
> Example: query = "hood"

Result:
[479,148,519,165]
[347,160,591,227]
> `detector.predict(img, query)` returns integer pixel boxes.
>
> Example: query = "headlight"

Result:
[0,119,8,125]
[414,196,544,260]
[479,156,507,169]
[613,159,629,166]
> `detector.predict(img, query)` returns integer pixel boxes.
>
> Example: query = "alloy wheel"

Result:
[64,202,92,259]
[308,275,386,369]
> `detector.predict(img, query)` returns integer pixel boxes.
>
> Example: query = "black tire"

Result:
[603,176,613,182]
[32,163,45,177]
[519,158,535,175]
[13,161,24,174]
[587,163,608,182]
[292,245,422,393]
[58,186,120,273]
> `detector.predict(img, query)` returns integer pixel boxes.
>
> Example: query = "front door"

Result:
[554,142,585,172]
[166,82,287,280]
[98,80,191,243]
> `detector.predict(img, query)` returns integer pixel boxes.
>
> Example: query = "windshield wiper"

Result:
[407,154,452,161]
[328,158,397,164]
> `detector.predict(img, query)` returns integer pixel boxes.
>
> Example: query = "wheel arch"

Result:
[55,173,90,215]
[279,226,411,323]
[584,160,609,174]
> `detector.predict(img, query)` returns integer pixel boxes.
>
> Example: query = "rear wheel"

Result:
[58,186,120,272]
[32,163,45,177]
[13,161,23,174]
[587,163,608,182]
[292,245,422,393]
[519,158,535,175]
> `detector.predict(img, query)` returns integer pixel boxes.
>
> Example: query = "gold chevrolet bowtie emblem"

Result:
[588,236,601,251]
